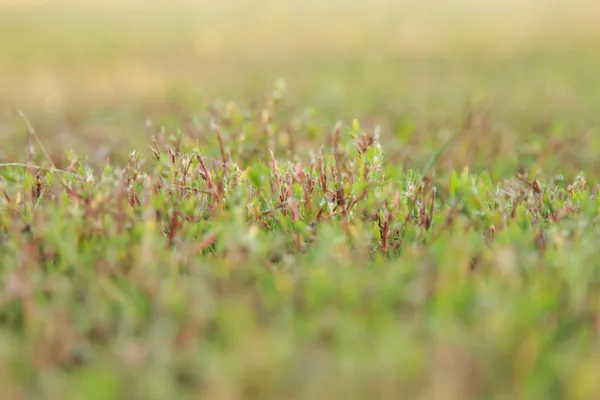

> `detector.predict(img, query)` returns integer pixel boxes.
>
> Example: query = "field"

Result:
[2,1,600,399]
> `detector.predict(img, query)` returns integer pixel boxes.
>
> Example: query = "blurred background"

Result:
[1,0,600,173]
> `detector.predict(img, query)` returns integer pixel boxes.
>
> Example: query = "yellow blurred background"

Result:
[2,1,599,102]
[1,0,600,163]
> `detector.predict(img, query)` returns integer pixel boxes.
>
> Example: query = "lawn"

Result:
[2,2,600,399]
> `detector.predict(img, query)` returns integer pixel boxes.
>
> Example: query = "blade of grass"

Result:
[0,163,75,176]
[18,110,56,169]
[420,130,461,177]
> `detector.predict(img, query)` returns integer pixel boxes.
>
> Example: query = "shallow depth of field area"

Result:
[2,1,600,399]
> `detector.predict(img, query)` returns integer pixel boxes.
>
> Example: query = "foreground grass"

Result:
[1,89,600,399]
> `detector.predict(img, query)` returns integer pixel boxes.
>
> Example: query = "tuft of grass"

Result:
[2,87,600,399]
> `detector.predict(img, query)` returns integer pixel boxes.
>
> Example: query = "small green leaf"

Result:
[450,170,459,199]
[247,167,263,189]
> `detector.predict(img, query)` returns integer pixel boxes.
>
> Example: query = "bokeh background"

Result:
[2,0,600,173]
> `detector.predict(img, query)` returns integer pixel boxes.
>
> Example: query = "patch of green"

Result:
[2,86,600,398]
[2,3,600,397]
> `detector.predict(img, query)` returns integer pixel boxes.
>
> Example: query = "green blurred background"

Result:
[1,0,600,173]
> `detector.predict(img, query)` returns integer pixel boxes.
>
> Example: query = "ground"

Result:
[1,2,600,399]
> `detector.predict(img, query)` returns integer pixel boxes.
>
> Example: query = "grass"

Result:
[3,2,600,399]
[2,87,600,399]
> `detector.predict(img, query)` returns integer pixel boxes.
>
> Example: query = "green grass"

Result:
[3,2,600,399]
[2,88,600,398]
